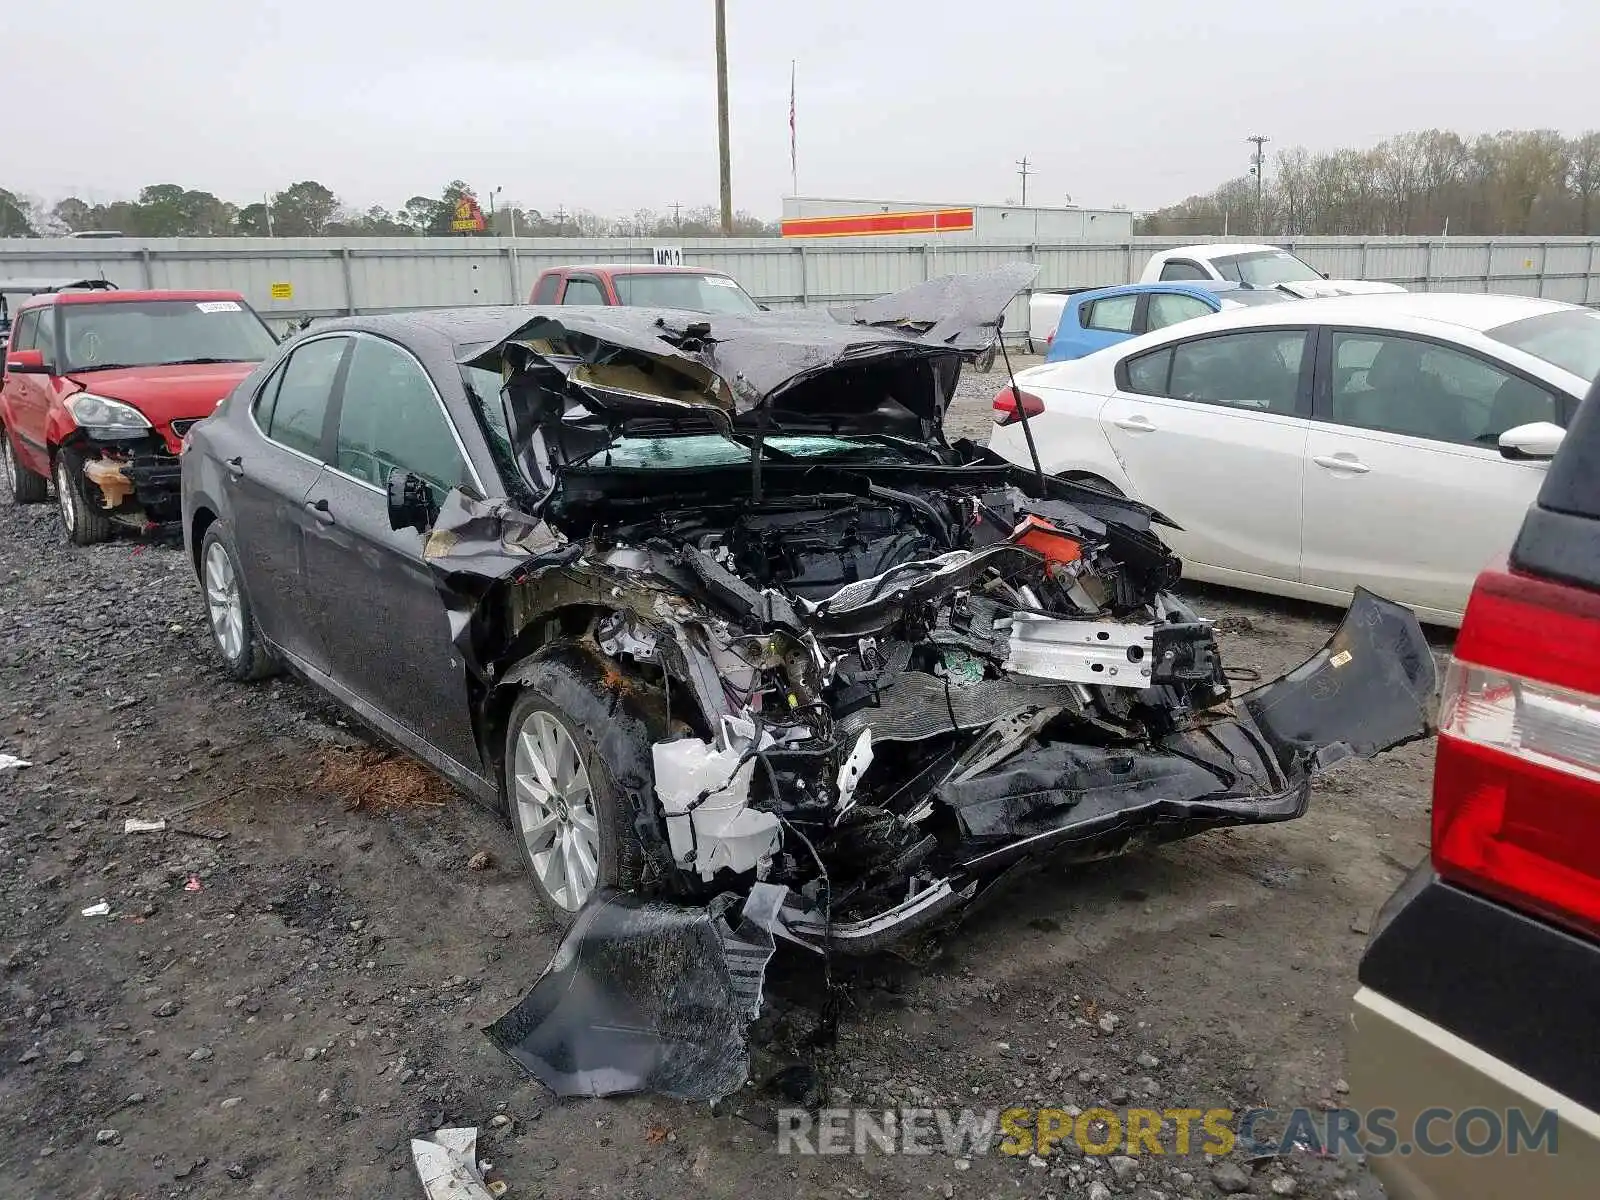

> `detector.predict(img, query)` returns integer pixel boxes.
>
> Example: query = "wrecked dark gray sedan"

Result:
[181,268,1436,960]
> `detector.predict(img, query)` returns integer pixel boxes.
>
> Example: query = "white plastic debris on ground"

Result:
[410,1127,502,1199]
[81,901,112,917]
[0,753,31,771]
[123,818,167,834]
[652,733,781,883]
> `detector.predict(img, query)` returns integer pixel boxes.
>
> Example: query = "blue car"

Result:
[1043,280,1291,362]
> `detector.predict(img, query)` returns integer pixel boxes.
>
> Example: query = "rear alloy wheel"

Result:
[199,523,278,681]
[2,430,49,504]
[54,450,114,545]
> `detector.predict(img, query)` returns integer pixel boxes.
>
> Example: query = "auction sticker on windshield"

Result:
[196,301,242,313]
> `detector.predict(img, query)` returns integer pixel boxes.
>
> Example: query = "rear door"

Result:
[1052,292,1140,360]
[228,333,350,671]
[1099,327,1314,580]
[299,333,486,779]
[558,275,608,305]
[1300,327,1563,614]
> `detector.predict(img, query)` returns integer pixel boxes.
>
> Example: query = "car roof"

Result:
[1077,280,1239,301]
[541,263,735,277]
[20,288,247,310]
[1172,290,1577,335]
[1150,243,1285,260]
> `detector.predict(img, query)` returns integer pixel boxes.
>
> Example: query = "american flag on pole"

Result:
[789,60,797,194]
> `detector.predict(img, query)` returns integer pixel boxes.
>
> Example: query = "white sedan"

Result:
[988,293,1600,626]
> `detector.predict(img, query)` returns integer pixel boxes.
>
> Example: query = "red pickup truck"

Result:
[528,264,764,314]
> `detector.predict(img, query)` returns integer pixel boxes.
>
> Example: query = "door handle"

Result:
[305,498,335,525]
[1312,454,1371,474]
[224,455,244,479]
[1113,415,1156,432]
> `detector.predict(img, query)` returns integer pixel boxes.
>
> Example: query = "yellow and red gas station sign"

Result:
[780,207,975,239]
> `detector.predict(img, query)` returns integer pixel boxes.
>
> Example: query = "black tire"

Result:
[198,522,279,681]
[2,428,49,504]
[501,644,666,924]
[54,449,114,545]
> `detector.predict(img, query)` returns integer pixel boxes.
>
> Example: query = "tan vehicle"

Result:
[1348,372,1600,1197]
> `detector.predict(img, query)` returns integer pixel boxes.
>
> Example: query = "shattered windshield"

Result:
[1211,250,1323,286]
[60,299,277,371]
[1487,308,1600,383]
[611,272,762,315]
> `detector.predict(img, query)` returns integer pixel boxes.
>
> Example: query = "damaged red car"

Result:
[2,286,278,543]
[181,268,1436,957]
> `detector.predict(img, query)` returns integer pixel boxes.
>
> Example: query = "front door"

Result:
[1299,328,1563,615]
[1100,327,1314,581]
[3,310,51,473]
[300,333,485,779]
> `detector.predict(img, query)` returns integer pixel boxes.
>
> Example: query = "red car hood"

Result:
[67,362,258,431]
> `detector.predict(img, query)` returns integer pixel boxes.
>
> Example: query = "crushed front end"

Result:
[434,272,1438,1099]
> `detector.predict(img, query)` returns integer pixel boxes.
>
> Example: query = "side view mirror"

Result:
[1498,421,1565,461]
[386,469,439,532]
[5,348,47,375]
[1320,271,1330,279]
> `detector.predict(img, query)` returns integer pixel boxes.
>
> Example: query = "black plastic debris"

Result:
[485,888,779,1102]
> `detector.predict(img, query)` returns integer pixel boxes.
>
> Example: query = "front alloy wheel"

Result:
[512,710,601,911]
[55,452,113,545]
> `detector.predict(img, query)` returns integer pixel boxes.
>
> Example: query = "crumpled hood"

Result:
[1274,279,1407,298]
[460,264,1038,430]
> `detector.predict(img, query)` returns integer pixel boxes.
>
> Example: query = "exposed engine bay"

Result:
[428,270,1437,1101]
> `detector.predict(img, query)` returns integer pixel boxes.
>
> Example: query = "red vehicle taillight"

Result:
[1432,566,1600,940]
[992,387,1045,427]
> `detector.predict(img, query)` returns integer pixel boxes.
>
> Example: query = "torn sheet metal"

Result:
[460,265,1039,424]
[1240,587,1438,771]
[829,262,1038,351]
[411,1127,497,1200]
[484,889,777,1102]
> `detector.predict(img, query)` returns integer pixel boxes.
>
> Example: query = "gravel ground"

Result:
[1,389,1447,1199]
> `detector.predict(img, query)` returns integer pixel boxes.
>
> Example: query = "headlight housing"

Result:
[65,392,152,431]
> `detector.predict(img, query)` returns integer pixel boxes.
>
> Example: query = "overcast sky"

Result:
[11,0,1595,217]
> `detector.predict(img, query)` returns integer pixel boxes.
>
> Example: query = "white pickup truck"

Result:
[1139,243,1405,296]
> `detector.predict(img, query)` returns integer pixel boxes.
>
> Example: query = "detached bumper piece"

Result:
[78,433,184,524]
[485,888,779,1102]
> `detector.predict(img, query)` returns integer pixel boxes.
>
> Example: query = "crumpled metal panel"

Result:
[1240,587,1438,771]
[483,889,778,1102]
[457,265,1039,419]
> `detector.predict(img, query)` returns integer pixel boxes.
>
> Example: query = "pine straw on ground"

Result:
[311,746,453,811]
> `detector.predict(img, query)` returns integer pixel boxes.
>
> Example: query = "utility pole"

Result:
[1016,157,1032,207]
[671,201,683,233]
[1246,135,1270,235]
[714,0,733,234]
[553,206,567,238]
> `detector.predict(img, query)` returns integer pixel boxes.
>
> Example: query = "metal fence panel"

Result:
[4,235,1597,336]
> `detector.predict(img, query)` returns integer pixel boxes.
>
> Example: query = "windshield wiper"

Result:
[67,362,145,373]
[161,357,252,366]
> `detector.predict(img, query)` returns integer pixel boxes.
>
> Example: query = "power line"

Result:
[1016,157,1032,207]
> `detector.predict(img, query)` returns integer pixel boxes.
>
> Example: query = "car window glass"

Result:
[1159,260,1210,282]
[531,274,561,304]
[266,337,347,457]
[1167,330,1307,414]
[1147,293,1214,330]
[11,309,38,352]
[1124,347,1172,396]
[560,278,607,305]
[251,360,288,430]
[1327,332,1562,446]
[1083,294,1138,333]
[336,337,467,498]
[33,310,56,364]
